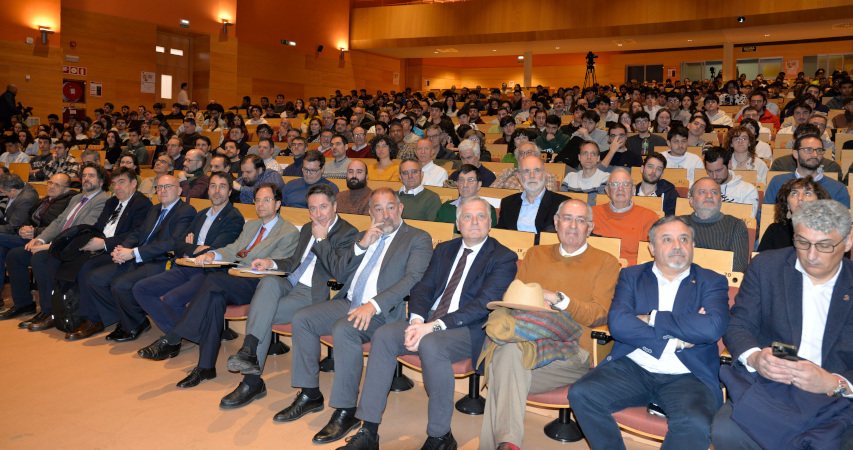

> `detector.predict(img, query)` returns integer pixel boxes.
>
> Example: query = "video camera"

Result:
[586,51,598,68]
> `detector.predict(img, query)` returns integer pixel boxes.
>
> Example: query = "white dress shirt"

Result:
[275,215,339,287]
[347,223,402,313]
[102,198,131,239]
[421,161,448,187]
[196,205,225,246]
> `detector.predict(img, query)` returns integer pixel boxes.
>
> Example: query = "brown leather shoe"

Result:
[65,320,105,341]
[28,315,55,331]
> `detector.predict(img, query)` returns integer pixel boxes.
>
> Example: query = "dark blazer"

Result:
[407,236,517,365]
[316,221,433,323]
[173,202,244,258]
[0,184,39,234]
[121,199,196,262]
[29,189,77,236]
[92,191,153,252]
[725,248,853,383]
[605,262,730,405]
[496,189,568,243]
[274,216,358,302]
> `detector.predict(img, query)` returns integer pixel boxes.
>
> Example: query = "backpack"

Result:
[50,279,82,333]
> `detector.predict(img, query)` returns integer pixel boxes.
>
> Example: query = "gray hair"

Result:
[0,173,25,191]
[514,142,542,161]
[81,149,101,162]
[792,200,852,238]
[455,196,492,221]
[556,198,593,222]
[648,215,695,243]
[608,166,631,180]
[688,176,717,197]
[458,139,480,157]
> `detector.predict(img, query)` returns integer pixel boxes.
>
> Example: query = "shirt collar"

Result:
[400,184,425,195]
[795,257,843,287]
[559,242,588,257]
[609,200,633,213]
[652,262,691,284]
[522,186,546,206]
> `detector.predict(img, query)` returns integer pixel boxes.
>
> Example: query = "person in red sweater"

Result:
[591,167,659,264]
[736,92,780,131]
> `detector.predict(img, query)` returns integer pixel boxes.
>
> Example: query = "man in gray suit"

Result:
[0,173,39,315]
[137,182,300,389]
[1,163,108,319]
[274,187,433,445]
[221,183,358,409]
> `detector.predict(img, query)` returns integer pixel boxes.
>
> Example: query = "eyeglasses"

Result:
[253,197,276,204]
[154,184,178,191]
[798,147,825,155]
[302,167,321,174]
[792,238,844,253]
[400,169,421,176]
[732,136,749,142]
[46,181,68,188]
[607,181,633,189]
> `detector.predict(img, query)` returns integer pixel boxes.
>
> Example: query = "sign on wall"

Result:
[785,60,800,76]
[393,72,400,85]
[141,71,155,94]
[90,81,102,97]
[63,65,87,76]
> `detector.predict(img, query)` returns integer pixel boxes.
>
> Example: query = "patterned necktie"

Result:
[108,203,123,225]
[61,197,89,231]
[288,241,316,286]
[237,226,266,259]
[143,208,168,245]
[349,234,389,312]
[428,248,472,322]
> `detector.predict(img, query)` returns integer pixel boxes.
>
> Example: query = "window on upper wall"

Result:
[805,54,853,77]
[626,64,664,83]
[161,75,172,99]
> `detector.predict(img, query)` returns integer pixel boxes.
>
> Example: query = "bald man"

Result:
[335,160,373,215]
[178,149,210,200]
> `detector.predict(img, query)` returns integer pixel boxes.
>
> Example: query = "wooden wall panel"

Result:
[0,40,63,125]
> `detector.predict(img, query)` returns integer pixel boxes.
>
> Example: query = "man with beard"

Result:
[635,152,678,216]
[703,148,758,218]
[680,177,750,272]
[591,168,659,265]
[496,154,568,243]
[218,140,242,174]
[232,154,286,205]
[764,135,850,208]
[335,160,372,215]
[282,150,339,209]
[570,216,729,450]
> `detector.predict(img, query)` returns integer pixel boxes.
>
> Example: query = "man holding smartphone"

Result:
[713,199,853,449]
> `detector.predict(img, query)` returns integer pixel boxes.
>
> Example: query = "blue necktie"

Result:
[288,241,316,286]
[143,208,167,245]
[349,234,389,312]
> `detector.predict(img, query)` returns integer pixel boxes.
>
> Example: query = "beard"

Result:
[347,177,367,190]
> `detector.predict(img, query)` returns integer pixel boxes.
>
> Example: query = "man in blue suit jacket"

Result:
[569,215,729,450]
[83,174,196,342]
[133,172,244,333]
[712,200,853,449]
[342,197,518,450]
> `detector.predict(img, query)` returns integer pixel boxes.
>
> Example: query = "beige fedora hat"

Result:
[487,279,554,313]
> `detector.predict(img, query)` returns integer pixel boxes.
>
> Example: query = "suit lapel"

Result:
[534,191,552,229]
[785,252,804,348]
[114,193,139,232]
[822,262,853,362]
[379,222,408,273]
[642,264,660,312]
[671,265,697,313]
[436,239,463,297]
[248,216,283,254]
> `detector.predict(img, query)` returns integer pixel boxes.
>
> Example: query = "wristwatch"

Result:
[432,322,442,332]
[315,237,325,243]
[830,375,848,397]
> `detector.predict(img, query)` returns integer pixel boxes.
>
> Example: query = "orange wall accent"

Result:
[62,0,236,36]
[0,0,61,47]
[236,0,350,55]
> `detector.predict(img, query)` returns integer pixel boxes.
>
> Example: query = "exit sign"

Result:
[742,46,756,52]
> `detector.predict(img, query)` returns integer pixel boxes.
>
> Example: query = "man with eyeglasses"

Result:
[347,127,371,159]
[770,124,842,176]
[591,167,660,265]
[422,124,457,163]
[80,173,195,343]
[447,139,495,188]
[28,167,153,335]
[681,177,750,272]
[282,149,338,209]
[496,153,567,243]
[248,125,281,157]
[557,110,608,168]
[664,91,690,126]
[397,158,441,221]
[712,199,853,449]
[764,135,850,209]
[138,182,299,389]
[703,147,759,218]
[176,149,211,200]
[234,154,287,205]
[435,164,497,227]
[635,152,679,216]
[736,92,780,131]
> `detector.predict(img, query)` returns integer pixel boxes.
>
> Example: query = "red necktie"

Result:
[62,197,89,231]
[237,226,265,258]
[428,248,472,322]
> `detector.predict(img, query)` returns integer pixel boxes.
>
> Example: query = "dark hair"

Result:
[545,115,562,126]
[196,136,211,148]
[369,134,398,160]
[256,124,273,135]
[644,151,667,169]
[304,149,325,168]
[305,183,336,204]
[253,182,282,203]
[110,166,137,184]
[608,123,627,135]
[792,123,822,142]
[703,94,720,105]
[632,110,650,122]
[209,171,234,192]
[242,154,265,171]
[581,109,600,123]
[458,163,482,181]
[0,173,25,190]
[774,176,831,224]
[80,162,111,190]
[499,116,516,128]
[667,125,689,141]
[703,146,731,165]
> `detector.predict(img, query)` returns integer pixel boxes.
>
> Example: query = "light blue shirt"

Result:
[197,205,225,246]
[517,188,546,233]
[133,199,178,262]
[214,215,279,261]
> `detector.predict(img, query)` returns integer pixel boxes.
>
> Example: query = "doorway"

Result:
[155,32,192,106]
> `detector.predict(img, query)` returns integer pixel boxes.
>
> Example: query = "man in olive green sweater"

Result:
[398,158,441,221]
[434,164,497,228]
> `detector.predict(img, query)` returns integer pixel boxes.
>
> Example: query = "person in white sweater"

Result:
[704,146,759,218]
[662,126,703,185]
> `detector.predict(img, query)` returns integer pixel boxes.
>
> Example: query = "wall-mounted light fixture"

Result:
[39,27,54,44]
[179,19,190,28]
[340,48,349,60]
[222,19,234,34]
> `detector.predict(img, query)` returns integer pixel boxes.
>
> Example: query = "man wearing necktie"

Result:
[1,164,109,320]
[220,184,358,410]
[83,174,196,343]
[137,182,299,389]
[273,187,432,445]
[341,196,518,450]
[26,167,153,335]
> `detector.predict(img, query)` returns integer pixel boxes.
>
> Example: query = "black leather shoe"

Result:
[138,337,181,360]
[19,311,48,328]
[313,408,361,443]
[66,320,105,341]
[272,391,324,422]
[226,347,260,375]
[219,380,267,409]
[113,318,150,342]
[420,431,457,450]
[336,428,379,450]
[104,323,127,341]
[176,367,216,388]
[0,303,37,320]
[28,315,55,331]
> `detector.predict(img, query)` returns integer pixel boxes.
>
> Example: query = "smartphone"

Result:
[647,403,667,418]
[771,341,799,361]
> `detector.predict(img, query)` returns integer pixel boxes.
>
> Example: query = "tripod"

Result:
[584,65,596,89]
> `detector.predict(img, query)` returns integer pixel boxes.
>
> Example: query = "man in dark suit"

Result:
[83,174,196,342]
[569,215,730,449]
[496,152,568,243]
[341,197,517,450]
[2,163,109,320]
[221,184,358,409]
[132,172,244,334]
[274,187,433,445]
[136,182,299,389]
[712,200,853,449]
[28,167,152,334]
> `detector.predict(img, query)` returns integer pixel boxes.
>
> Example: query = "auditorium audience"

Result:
[591,167,659,264]
[764,134,850,208]
[496,152,567,241]
[281,150,337,208]
[335,160,372,215]
[681,177,750,273]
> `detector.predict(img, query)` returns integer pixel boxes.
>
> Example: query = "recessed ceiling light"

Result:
[434,51,438,54]
[764,34,770,36]
[617,43,623,47]
[555,46,560,49]
[492,49,497,52]
[687,39,692,42]
[518,55,524,59]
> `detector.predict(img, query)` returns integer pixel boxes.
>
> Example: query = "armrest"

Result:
[720,348,732,365]
[590,325,612,344]
[327,279,344,290]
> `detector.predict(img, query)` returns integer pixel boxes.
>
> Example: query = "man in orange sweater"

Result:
[592,167,659,264]
[479,198,621,450]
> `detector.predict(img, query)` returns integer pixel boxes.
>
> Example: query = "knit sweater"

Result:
[399,188,441,221]
[336,187,372,215]
[591,203,659,265]
[516,244,621,353]
[682,212,749,273]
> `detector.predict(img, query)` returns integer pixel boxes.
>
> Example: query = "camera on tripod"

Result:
[586,51,598,69]
[17,102,34,119]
